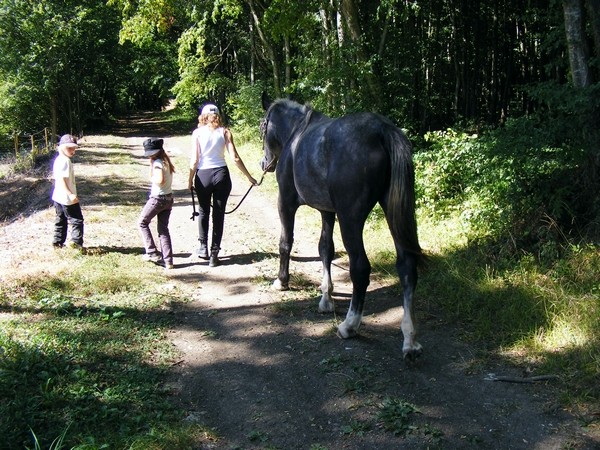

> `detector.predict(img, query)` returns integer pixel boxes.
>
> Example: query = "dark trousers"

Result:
[53,201,84,246]
[194,166,232,249]
[138,196,174,265]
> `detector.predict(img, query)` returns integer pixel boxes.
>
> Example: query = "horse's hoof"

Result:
[318,298,334,313]
[402,345,423,362]
[336,325,358,339]
[272,279,288,291]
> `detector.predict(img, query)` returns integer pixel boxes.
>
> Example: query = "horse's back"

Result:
[292,112,395,214]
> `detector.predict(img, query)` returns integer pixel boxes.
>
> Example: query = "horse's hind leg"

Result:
[335,219,371,338]
[397,249,422,360]
[318,211,335,312]
[273,197,299,291]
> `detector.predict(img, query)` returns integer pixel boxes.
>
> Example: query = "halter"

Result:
[259,102,314,173]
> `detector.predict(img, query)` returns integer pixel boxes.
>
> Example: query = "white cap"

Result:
[201,104,220,115]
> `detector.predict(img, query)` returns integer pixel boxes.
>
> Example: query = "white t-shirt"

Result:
[190,126,227,170]
[52,153,77,205]
[150,158,173,196]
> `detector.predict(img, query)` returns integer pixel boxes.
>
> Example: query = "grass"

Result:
[0,246,198,449]
[414,213,600,407]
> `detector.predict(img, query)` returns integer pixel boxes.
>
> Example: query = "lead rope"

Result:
[224,169,268,214]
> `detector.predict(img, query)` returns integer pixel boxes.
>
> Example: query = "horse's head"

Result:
[259,92,309,173]
[259,93,280,173]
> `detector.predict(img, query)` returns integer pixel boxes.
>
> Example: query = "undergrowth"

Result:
[0,249,197,449]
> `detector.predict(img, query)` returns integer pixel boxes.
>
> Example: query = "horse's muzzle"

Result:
[260,156,278,172]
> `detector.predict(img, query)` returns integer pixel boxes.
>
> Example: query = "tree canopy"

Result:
[1,0,598,134]
[1,0,598,247]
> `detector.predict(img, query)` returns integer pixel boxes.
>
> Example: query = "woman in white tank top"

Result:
[188,103,257,266]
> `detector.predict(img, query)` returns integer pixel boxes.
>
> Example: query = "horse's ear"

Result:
[261,91,272,111]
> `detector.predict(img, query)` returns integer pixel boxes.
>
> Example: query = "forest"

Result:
[0,0,599,248]
[1,2,599,447]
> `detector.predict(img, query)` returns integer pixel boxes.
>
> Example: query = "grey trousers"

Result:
[138,195,174,265]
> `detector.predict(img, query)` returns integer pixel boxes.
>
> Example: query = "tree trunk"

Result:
[284,35,291,90]
[562,0,590,87]
[247,0,281,97]
[339,0,382,111]
[585,0,600,61]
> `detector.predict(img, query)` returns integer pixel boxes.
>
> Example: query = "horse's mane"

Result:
[262,99,314,144]
[271,98,309,116]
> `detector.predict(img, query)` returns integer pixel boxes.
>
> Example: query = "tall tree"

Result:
[339,0,382,111]
[562,0,591,87]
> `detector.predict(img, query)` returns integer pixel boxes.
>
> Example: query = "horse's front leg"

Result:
[397,250,422,361]
[272,197,298,291]
[318,211,336,312]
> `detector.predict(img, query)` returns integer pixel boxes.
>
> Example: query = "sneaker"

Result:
[53,243,64,249]
[67,242,85,253]
[209,254,220,267]
[142,253,162,263]
[197,242,209,259]
[164,263,174,271]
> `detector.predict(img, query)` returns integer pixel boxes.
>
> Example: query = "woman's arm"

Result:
[189,132,200,189]
[224,129,257,185]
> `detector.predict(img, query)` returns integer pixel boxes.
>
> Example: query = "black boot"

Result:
[209,246,220,267]
[197,240,209,259]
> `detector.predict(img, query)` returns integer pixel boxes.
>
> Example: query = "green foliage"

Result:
[415,82,599,253]
[0,1,123,131]
[376,398,419,436]
[227,80,268,142]
[0,0,177,139]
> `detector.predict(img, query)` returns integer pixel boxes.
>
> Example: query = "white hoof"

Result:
[402,342,423,361]
[272,279,288,291]
[337,312,362,339]
[318,295,334,313]
[337,322,357,339]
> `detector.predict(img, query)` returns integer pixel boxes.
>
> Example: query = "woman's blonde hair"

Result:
[198,113,223,129]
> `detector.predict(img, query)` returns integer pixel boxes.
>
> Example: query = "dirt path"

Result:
[2,117,597,450]
[159,139,596,449]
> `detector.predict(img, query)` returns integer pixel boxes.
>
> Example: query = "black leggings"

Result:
[194,166,232,249]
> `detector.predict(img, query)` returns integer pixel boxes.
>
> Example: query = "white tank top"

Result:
[194,126,227,169]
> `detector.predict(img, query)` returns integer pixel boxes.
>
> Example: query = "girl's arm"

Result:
[151,161,164,185]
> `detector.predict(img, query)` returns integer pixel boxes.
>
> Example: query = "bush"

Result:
[415,110,595,255]
[227,80,268,144]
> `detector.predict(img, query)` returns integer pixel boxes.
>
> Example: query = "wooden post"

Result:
[44,128,49,154]
[31,135,36,160]
[14,134,18,158]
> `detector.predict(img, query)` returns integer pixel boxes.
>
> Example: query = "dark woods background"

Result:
[1,0,599,250]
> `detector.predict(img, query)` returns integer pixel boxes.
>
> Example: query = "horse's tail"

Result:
[383,125,423,263]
